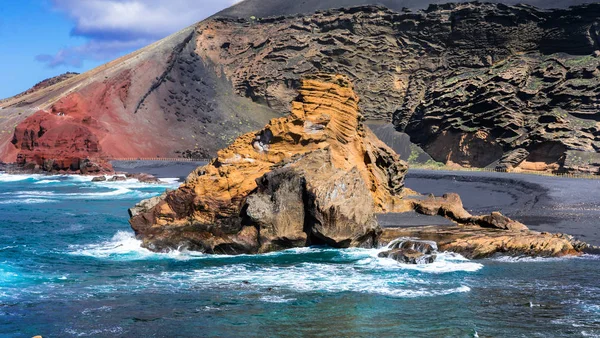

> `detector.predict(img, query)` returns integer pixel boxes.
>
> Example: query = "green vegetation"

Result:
[563,55,597,68]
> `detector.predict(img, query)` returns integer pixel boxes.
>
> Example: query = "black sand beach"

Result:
[113,161,600,246]
[405,170,600,246]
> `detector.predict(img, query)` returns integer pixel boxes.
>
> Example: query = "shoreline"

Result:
[2,162,599,246]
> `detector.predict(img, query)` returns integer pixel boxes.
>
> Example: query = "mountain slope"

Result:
[0,25,279,170]
[1,1,599,174]
[217,0,600,18]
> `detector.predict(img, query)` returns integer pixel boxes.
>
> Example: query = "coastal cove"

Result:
[0,170,598,337]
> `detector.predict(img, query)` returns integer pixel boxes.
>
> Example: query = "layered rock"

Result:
[199,3,600,173]
[2,3,600,174]
[381,193,591,259]
[380,225,590,259]
[130,74,407,253]
[130,74,591,258]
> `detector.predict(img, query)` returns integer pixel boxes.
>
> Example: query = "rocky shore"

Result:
[129,74,591,259]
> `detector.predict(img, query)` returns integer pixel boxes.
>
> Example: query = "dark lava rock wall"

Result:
[199,3,600,171]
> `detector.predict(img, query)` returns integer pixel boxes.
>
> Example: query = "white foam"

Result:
[159,261,473,298]
[34,179,61,184]
[259,295,297,303]
[69,234,481,298]
[0,198,58,205]
[68,231,205,261]
[10,187,153,200]
[341,247,483,274]
[491,256,572,263]
[0,174,41,182]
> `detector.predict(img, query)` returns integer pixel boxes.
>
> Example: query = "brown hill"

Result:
[1,2,599,174]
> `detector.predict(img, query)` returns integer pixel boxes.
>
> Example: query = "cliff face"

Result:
[129,74,408,253]
[200,3,600,172]
[2,3,599,173]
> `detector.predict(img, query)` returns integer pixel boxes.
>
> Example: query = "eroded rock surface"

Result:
[199,3,600,173]
[378,238,438,264]
[2,3,600,174]
[130,74,407,253]
[130,74,591,258]
[380,225,590,259]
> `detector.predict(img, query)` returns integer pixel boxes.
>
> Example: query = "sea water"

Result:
[0,173,598,337]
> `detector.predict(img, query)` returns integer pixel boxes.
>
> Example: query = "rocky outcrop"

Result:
[130,74,407,253]
[199,3,600,173]
[10,104,112,174]
[378,238,438,264]
[129,74,591,258]
[408,193,529,232]
[380,226,591,259]
[380,192,590,258]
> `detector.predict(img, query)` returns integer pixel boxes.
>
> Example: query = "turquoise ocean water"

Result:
[0,173,598,337]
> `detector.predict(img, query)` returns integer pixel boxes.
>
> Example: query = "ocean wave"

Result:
[92,177,180,189]
[68,232,480,298]
[0,174,42,182]
[158,262,473,299]
[259,295,297,303]
[9,187,155,200]
[0,198,59,205]
[490,255,587,263]
[34,179,61,184]
[68,231,205,261]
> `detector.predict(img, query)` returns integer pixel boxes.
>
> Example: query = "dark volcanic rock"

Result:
[378,248,437,264]
[199,3,600,173]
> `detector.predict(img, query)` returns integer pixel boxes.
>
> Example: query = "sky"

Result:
[0,0,240,99]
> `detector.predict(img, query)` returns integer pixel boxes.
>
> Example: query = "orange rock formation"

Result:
[130,74,408,252]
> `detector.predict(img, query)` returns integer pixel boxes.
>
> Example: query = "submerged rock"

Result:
[379,238,438,264]
[130,74,408,254]
[125,173,164,184]
[378,249,437,265]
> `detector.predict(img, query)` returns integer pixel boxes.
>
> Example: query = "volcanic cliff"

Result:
[129,74,589,257]
[1,2,600,173]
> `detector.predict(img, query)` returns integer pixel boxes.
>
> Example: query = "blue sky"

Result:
[0,0,239,99]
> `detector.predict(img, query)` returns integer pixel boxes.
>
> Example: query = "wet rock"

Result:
[91,176,107,182]
[125,173,164,184]
[378,249,437,264]
[380,226,585,259]
[108,175,127,182]
[388,238,437,254]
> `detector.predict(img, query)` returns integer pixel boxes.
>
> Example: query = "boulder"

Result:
[496,148,530,171]
[130,74,408,253]
[91,176,107,182]
[125,173,164,184]
[108,175,127,182]
[378,249,437,265]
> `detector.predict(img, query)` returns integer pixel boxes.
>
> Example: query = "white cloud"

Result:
[38,0,241,67]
